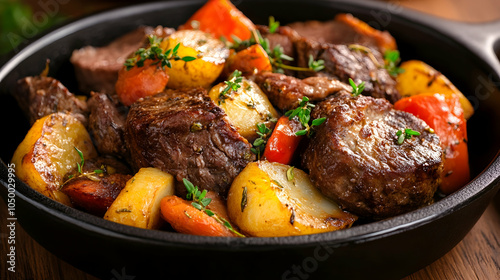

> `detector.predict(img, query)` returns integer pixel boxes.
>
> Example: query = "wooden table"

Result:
[1,0,500,279]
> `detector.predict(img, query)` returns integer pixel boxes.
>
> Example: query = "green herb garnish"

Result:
[124,35,196,70]
[349,78,365,97]
[268,16,280,33]
[384,50,405,77]
[251,123,272,159]
[285,97,326,137]
[396,128,421,145]
[219,70,243,104]
[286,167,295,181]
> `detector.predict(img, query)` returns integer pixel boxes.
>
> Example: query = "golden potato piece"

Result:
[396,60,474,119]
[104,168,175,229]
[161,30,229,89]
[209,77,279,141]
[227,161,357,237]
[11,113,97,206]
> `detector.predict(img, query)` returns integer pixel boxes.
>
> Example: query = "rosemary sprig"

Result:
[285,96,326,137]
[396,128,421,145]
[251,123,272,159]
[219,70,243,104]
[124,35,196,71]
[349,78,365,97]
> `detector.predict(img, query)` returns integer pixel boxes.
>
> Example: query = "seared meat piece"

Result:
[87,92,129,159]
[70,26,175,94]
[288,13,396,54]
[302,93,443,218]
[61,156,132,216]
[294,39,401,103]
[16,76,88,125]
[61,173,131,216]
[251,72,350,111]
[126,88,255,195]
[257,25,300,59]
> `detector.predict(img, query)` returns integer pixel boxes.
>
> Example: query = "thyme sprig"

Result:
[218,70,243,104]
[349,78,365,97]
[183,179,245,237]
[285,96,326,137]
[396,128,421,145]
[251,123,272,159]
[124,35,196,71]
[62,147,104,186]
[384,50,405,77]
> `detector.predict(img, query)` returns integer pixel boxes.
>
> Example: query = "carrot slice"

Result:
[178,0,255,42]
[115,61,169,106]
[160,195,236,237]
[224,44,272,77]
[394,93,470,194]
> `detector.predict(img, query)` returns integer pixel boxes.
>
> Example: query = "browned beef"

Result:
[16,76,88,125]
[294,39,401,103]
[125,88,255,195]
[302,92,443,218]
[251,72,350,111]
[70,26,175,94]
[288,14,396,54]
[87,92,129,159]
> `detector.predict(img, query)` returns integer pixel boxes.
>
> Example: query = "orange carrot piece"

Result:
[115,61,169,106]
[224,44,272,77]
[160,195,235,237]
[178,0,255,42]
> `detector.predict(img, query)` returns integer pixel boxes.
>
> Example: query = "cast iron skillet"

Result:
[1,1,500,279]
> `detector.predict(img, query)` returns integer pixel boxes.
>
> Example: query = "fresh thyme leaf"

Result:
[205,209,215,217]
[349,78,365,97]
[219,70,243,103]
[124,36,196,71]
[192,202,202,210]
[74,147,84,174]
[396,128,421,145]
[308,55,325,72]
[284,97,325,137]
[268,16,280,33]
[384,50,405,77]
[251,122,272,159]
[94,169,103,174]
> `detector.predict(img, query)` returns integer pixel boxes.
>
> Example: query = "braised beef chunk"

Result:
[288,13,397,54]
[302,93,443,219]
[16,76,88,125]
[251,72,350,111]
[126,88,255,195]
[70,26,175,94]
[88,92,129,159]
[61,174,131,216]
[294,39,401,103]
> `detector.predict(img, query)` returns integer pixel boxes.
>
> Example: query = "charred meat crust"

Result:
[302,93,443,218]
[125,88,255,195]
[16,76,88,125]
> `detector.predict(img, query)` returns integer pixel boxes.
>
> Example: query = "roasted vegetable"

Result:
[178,0,255,42]
[394,93,470,194]
[227,161,357,237]
[262,116,303,165]
[396,60,474,119]
[11,113,97,206]
[161,30,229,89]
[223,44,272,77]
[208,76,279,141]
[104,168,175,229]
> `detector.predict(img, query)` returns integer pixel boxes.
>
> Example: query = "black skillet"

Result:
[1,1,500,279]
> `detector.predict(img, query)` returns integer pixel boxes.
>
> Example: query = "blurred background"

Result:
[1,0,500,56]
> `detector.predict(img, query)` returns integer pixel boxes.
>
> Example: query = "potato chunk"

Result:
[396,60,474,119]
[208,78,279,141]
[227,161,357,237]
[161,30,229,89]
[11,113,97,206]
[104,168,174,229]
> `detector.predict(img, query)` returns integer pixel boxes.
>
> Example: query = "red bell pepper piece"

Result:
[262,116,303,165]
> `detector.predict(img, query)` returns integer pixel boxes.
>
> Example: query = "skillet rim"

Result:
[1,0,500,249]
